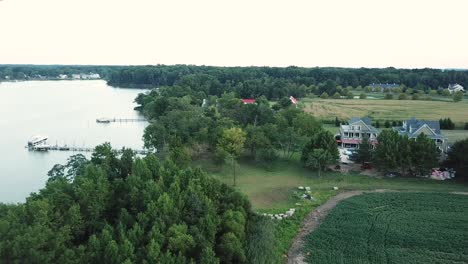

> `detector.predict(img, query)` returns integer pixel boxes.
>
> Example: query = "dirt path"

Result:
[286,189,468,264]
[287,190,365,264]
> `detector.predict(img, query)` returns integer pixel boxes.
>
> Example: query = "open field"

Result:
[195,158,468,263]
[196,158,468,210]
[303,98,468,126]
[443,129,468,143]
[303,192,468,264]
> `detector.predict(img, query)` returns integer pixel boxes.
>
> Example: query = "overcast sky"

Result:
[0,0,467,68]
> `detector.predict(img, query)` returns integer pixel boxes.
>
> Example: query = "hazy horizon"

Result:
[1,0,467,68]
[0,63,467,71]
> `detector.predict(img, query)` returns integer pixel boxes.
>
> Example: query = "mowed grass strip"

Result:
[304,192,468,264]
[303,99,468,124]
[443,130,468,143]
[197,158,468,210]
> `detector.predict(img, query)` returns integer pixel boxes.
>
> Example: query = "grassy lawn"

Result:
[443,129,468,143]
[302,98,468,126]
[304,192,468,263]
[194,157,468,263]
[196,158,468,210]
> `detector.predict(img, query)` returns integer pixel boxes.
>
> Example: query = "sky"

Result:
[0,0,467,68]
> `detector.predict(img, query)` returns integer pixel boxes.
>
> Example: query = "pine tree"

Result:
[356,136,373,164]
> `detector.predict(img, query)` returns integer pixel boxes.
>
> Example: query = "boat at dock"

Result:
[96,118,112,123]
[27,135,48,148]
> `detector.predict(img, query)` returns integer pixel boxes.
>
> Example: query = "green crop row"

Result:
[303,192,468,264]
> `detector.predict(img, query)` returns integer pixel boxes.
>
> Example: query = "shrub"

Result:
[320,92,329,99]
[332,92,341,99]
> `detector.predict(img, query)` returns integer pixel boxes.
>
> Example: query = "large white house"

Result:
[448,83,464,94]
[337,117,379,149]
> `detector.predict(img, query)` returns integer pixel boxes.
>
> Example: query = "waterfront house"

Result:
[393,117,448,153]
[337,117,379,148]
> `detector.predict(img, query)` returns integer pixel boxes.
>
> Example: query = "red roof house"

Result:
[241,99,256,104]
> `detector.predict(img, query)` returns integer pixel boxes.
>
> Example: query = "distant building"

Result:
[70,73,100,80]
[58,74,68,79]
[241,99,256,104]
[448,83,464,94]
[369,83,400,92]
[393,117,448,153]
[337,117,379,148]
[80,73,101,80]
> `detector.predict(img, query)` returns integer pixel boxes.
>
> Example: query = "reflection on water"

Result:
[0,80,148,203]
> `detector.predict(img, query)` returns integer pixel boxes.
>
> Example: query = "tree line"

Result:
[356,130,468,181]
[108,65,468,93]
[0,144,278,263]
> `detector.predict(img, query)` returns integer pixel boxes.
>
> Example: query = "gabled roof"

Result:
[349,117,372,126]
[393,117,445,139]
[241,99,256,104]
[406,117,441,134]
[343,117,379,133]
[448,83,464,91]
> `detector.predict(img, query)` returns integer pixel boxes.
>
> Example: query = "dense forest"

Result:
[0,145,276,263]
[107,65,468,96]
[1,65,468,99]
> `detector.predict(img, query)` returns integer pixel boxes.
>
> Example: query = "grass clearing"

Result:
[303,98,468,126]
[194,157,468,263]
[443,129,468,143]
[303,192,468,263]
[196,158,468,210]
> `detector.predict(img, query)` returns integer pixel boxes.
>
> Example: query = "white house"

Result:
[337,117,379,149]
[448,84,464,94]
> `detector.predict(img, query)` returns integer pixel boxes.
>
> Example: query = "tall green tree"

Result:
[301,129,339,176]
[373,130,400,173]
[356,136,373,164]
[444,138,468,181]
[217,127,246,186]
[411,133,440,176]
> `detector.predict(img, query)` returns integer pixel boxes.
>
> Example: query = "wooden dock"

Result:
[96,117,146,123]
[29,144,149,155]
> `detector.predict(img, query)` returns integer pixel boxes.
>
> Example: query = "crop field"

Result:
[303,192,468,264]
[303,98,468,126]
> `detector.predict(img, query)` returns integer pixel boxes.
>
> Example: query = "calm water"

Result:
[0,80,148,203]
